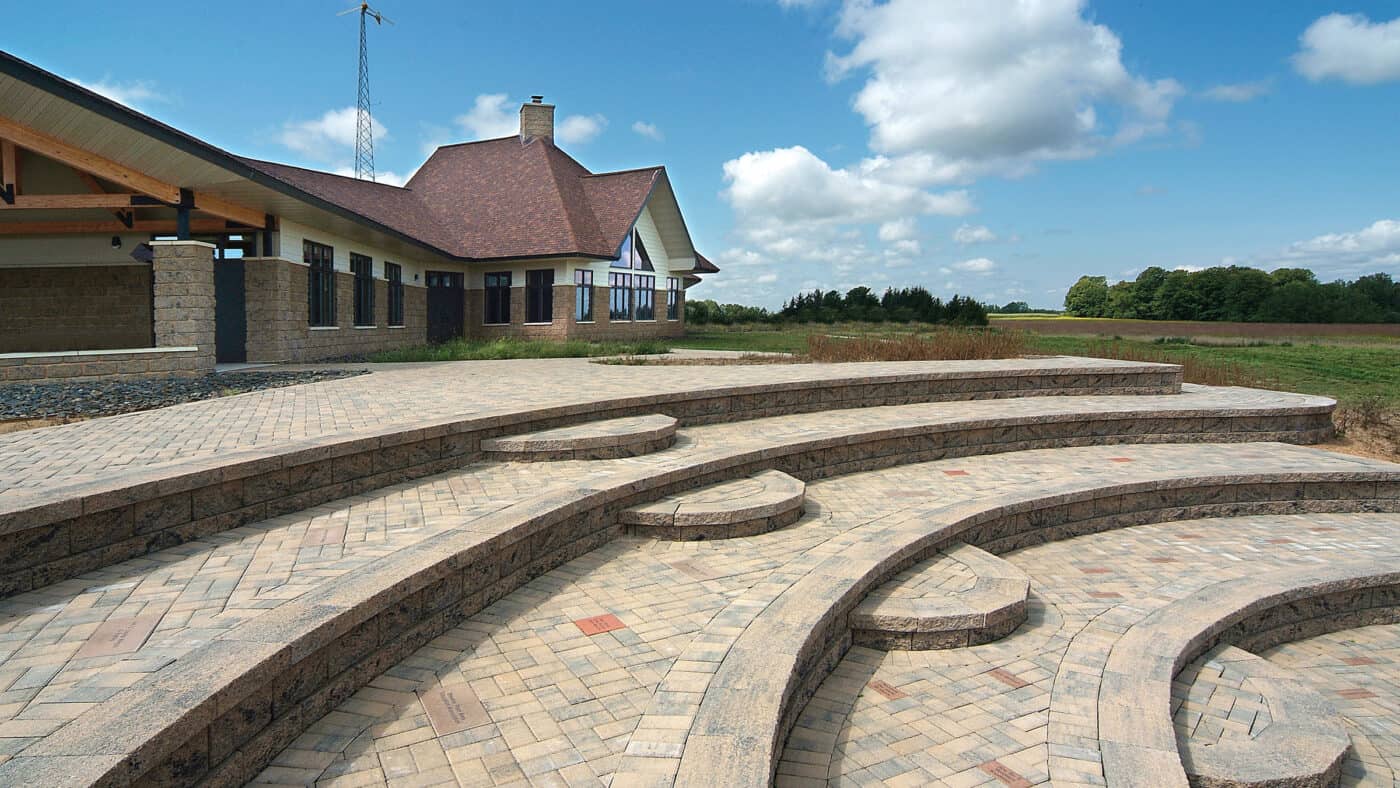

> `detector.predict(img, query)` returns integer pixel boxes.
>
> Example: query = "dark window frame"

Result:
[635,274,656,321]
[386,262,404,327]
[609,271,632,321]
[305,240,336,327]
[484,271,512,325]
[575,269,594,322]
[526,269,554,324]
[667,277,681,321]
[350,253,375,327]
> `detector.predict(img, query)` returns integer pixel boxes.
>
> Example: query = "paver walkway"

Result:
[0,357,1163,495]
[240,442,1397,786]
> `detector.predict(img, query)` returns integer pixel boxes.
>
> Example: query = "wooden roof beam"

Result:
[0,115,267,228]
[0,218,246,235]
[1,140,16,204]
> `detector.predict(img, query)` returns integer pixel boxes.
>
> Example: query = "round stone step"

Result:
[621,469,807,540]
[481,414,678,461]
[850,541,1030,649]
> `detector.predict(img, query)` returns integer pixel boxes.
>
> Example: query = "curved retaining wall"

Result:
[0,401,1346,787]
[0,363,1181,597]
[659,477,1400,787]
[1100,562,1400,788]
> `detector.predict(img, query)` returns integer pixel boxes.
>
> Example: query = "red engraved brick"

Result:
[574,614,626,636]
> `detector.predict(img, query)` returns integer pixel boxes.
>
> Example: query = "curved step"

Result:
[480,414,678,460]
[850,541,1030,649]
[619,469,1400,786]
[1095,563,1400,787]
[0,383,1329,595]
[620,469,806,539]
[1174,644,1351,788]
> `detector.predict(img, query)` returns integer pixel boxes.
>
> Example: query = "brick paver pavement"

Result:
[241,442,1398,787]
[0,356,1164,495]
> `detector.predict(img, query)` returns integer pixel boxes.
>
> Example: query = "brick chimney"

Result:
[520,96,555,142]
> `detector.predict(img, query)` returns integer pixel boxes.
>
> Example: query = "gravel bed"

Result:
[0,369,368,420]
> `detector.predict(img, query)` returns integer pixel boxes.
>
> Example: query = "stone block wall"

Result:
[0,265,153,352]
[151,241,216,375]
[244,257,427,362]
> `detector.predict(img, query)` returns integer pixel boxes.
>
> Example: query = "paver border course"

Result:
[0,378,1329,598]
[1100,562,1400,787]
[0,406,1352,786]
[653,474,1400,787]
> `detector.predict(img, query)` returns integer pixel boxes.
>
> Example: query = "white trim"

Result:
[149,240,217,249]
[388,325,406,329]
[575,320,596,325]
[353,325,379,330]
[309,326,341,331]
[482,322,511,327]
[523,322,554,326]
[0,346,198,360]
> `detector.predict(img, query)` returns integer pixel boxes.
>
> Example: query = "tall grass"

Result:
[1079,339,1269,388]
[806,329,1028,362]
[369,337,670,363]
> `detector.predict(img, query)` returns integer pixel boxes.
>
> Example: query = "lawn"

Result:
[673,324,1400,404]
[369,337,671,363]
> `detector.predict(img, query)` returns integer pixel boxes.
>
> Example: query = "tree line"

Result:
[1065,267,1400,323]
[685,286,992,326]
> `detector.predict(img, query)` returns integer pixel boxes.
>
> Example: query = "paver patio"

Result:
[0,356,1397,787]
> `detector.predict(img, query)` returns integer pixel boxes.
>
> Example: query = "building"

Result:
[0,51,718,382]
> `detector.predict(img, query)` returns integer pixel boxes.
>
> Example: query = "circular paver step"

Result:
[481,414,678,461]
[1175,643,1351,788]
[850,541,1030,649]
[620,469,807,539]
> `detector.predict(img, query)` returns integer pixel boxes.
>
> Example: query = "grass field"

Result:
[988,314,1400,341]
[672,324,1400,404]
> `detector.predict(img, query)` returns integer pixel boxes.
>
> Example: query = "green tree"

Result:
[1064,276,1109,316]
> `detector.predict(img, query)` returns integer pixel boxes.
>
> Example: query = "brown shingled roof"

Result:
[241,136,675,263]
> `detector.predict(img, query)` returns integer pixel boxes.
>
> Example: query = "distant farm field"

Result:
[988,315,1400,340]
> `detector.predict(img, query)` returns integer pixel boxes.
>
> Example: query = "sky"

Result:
[6,0,1400,308]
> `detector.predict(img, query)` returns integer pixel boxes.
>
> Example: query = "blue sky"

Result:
[7,0,1400,307]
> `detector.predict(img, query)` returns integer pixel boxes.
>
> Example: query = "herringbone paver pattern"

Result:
[248,442,1397,787]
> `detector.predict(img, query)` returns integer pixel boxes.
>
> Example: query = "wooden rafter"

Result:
[0,115,266,228]
[0,140,16,203]
[74,171,134,226]
[1,194,144,209]
[0,219,246,235]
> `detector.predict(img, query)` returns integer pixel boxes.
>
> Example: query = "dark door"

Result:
[214,259,247,363]
[426,271,464,344]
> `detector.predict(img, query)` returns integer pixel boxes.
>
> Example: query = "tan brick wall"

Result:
[0,266,153,353]
[463,283,684,341]
[0,348,208,382]
[245,257,428,362]
[151,242,216,375]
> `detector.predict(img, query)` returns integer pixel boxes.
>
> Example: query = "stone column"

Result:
[150,240,217,375]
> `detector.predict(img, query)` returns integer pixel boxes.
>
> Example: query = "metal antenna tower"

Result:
[338,3,392,181]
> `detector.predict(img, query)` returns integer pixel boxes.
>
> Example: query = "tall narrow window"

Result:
[305,240,336,327]
[609,272,631,320]
[667,277,681,320]
[526,269,554,323]
[574,270,594,322]
[386,262,404,327]
[351,253,374,326]
[484,272,511,324]
[635,274,656,320]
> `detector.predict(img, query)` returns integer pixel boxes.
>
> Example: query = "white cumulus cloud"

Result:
[827,0,1183,171]
[1270,219,1400,278]
[1294,13,1400,84]
[279,107,388,163]
[953,224,997,245]
[558,114,607,145]
[456,94,519,139]
[72,77,166,109]
[632,121,664,140]
[878,218,917,242]
[1201,80,1273,102]
[949,257,997,274]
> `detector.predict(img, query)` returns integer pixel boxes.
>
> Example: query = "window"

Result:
[305,240,336,327]
[484,272,511,324]
[609,228,656,271]
[526,269,554,323]
[386,262,404,327]
[667,277,681,321]
[634,275,656,320]
[351,253,375,326]
[575,269,594,322]
[609,272,631,320]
